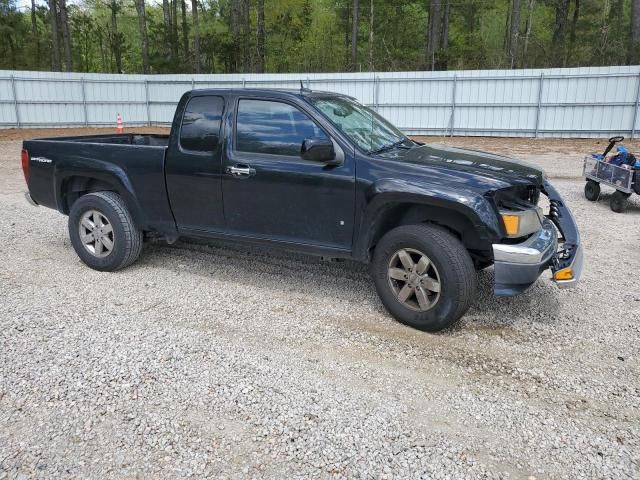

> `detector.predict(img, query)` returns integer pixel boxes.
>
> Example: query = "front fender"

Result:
[354,178,502,260]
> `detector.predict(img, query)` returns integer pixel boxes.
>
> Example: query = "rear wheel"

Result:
[584,180,600,201]
[610,190,629,213]
[68,191,143,271]
[371,224,477,332]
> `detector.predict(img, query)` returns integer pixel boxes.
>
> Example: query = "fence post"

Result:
[373,75,380,111]
[242,78,246,88]
[631,72,640,139]
[449,74,457,137]
[10,75,21,128]
[191,78,195,90]
[306,77,310,89]
[534,72,544,138]
[81,78,89,127]
[145,80,151,127]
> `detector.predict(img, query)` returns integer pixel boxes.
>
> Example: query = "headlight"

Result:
[500,207,544,238]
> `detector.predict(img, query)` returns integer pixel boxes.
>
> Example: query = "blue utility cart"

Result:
[583,136,639,213]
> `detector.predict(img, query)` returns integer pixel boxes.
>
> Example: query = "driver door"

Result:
[221,97,355,250]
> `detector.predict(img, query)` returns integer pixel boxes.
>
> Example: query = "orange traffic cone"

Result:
[116,113,124,133]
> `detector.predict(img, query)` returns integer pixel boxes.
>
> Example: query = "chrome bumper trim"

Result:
[492,219,558,265]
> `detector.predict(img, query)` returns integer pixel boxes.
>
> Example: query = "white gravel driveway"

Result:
[1,136,639,479]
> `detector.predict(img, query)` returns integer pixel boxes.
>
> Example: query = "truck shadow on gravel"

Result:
[141,238,562,332]
[465,268,563,329]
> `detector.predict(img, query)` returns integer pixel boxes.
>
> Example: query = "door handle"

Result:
[226,164,255,177]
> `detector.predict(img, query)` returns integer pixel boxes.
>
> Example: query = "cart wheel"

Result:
[584,180,600,201]
[610,190,629,213]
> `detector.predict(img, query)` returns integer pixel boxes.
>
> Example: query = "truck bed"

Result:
[23,133,175,235]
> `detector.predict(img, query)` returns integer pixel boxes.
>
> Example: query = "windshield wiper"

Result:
[367,138,412,155]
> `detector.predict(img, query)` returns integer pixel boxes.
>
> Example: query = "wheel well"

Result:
[367,203,492,260]
[61,176,117,214]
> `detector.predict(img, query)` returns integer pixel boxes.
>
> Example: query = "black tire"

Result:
[371,224,477,332]
[610,190,629,213]
[584,180,600,201]
[68,191,143,271]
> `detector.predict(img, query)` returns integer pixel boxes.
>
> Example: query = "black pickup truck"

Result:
[21,88,583,331]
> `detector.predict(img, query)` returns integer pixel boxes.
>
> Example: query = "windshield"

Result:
[309,96,407,154]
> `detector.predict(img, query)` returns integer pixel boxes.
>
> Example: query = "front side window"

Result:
[180,96,224,152]
[236,99,327,156]
[309,96,405,153]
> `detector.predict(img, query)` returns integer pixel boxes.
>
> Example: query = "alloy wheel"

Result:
[78,209,114,258]
[387,248,441,311]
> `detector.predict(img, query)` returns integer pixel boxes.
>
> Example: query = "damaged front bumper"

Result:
[492,181,583,296]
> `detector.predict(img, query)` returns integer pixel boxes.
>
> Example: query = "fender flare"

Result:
[353,179,502,260]
[54,159,145,228]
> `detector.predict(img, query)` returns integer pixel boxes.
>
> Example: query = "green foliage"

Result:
[0,0,28,69]
[0,0,637,73]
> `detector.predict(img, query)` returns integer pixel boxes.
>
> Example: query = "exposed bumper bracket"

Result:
[492,181,583,296]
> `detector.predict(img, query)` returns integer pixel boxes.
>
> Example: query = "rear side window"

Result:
[236,99,327,156]
[180,96,224,152]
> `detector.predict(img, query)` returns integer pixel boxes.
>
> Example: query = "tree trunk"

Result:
[98,27,107,71]
[171,0,179,65]
[522,0,535,66]
[7,35,16,70]
[345,0,350,67]
[599,0,610,65]
[58,0,72,71]
[230,0,240,72]
[552,0,570,66]
[440,0,450,69]
[567,0,580,66]
[507,0,521,68]
[192,0,201,73]
[31,0,40,68]
[110,0,122,73]
[48,0,61,71]
[241,0,250,72]
[162,0,170,36]
[441,0,449,49]
[181,0,189,63]
[632,0,640,63]
[351,0,358,70]
[135,0,150,73]
[256,0,265,73]
[163,0,171,63]
[368,0,373,71]
[426,0,442,70]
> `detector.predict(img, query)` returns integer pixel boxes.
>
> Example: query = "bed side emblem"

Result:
[32,156,53,164]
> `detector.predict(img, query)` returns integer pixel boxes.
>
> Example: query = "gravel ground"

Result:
[1,133,639,479]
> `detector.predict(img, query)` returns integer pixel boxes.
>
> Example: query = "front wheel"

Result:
[584,180,600,201]
[68,191,143,271]
[371,224,477,332]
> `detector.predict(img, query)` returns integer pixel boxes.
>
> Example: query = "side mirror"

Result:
[301,137,339,165]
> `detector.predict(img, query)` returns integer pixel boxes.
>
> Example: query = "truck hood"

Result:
[388,143,545,190]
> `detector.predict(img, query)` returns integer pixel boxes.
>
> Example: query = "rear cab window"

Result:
[180,96,224,153]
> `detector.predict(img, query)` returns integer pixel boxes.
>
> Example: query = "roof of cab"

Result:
[187,88,353,100]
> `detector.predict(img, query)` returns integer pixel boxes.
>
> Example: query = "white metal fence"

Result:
[2,66,640,138]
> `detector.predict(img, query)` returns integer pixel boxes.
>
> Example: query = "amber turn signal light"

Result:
[553,267,574,281]
[501,214,520,236]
